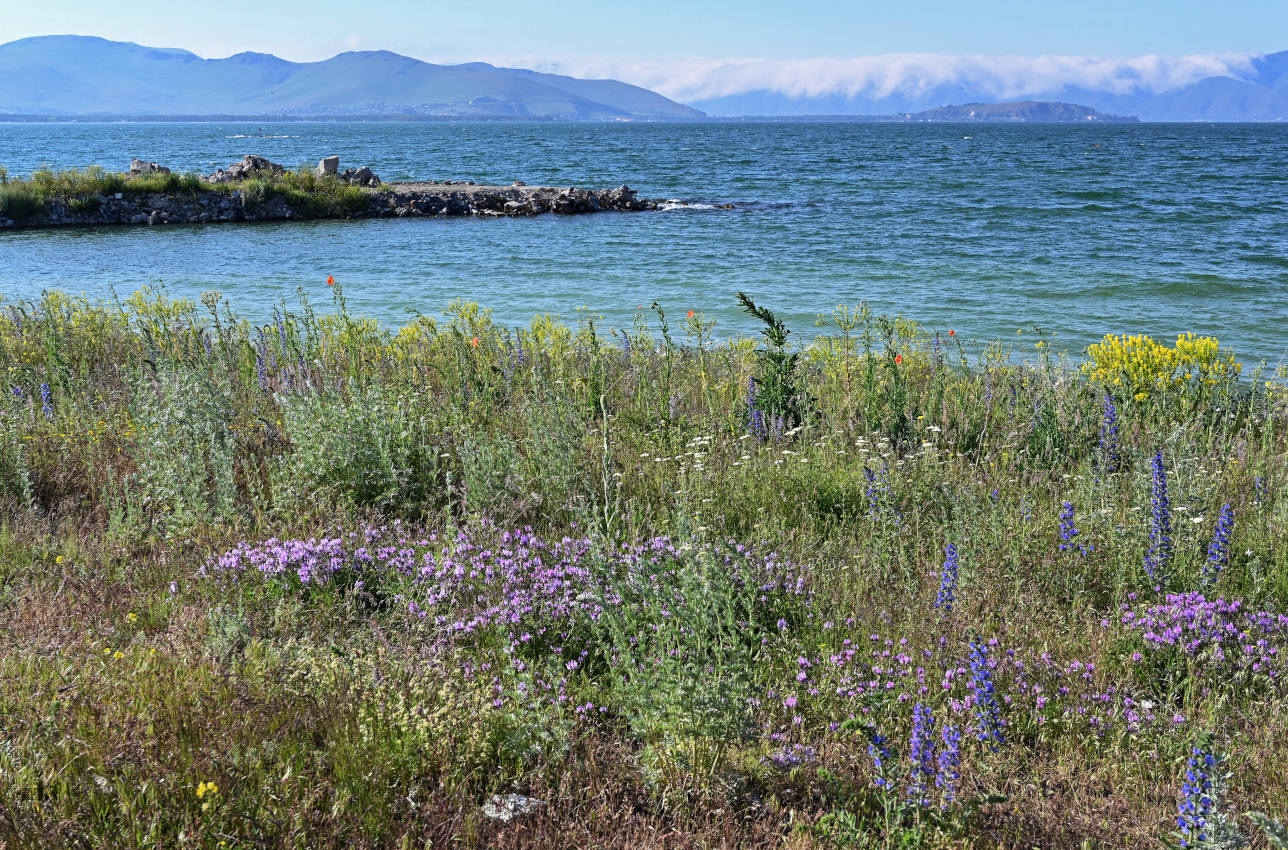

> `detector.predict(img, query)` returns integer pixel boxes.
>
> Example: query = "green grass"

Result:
[0,286,1286,848]
[0,165,371,225]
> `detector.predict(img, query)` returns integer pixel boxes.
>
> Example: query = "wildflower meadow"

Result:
[0,286,1286,848]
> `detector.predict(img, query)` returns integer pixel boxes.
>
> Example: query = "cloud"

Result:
[484,51,1260,104]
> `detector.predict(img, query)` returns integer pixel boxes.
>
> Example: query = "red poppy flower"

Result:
[687,310,695,318]
[948,329,955,336]
[894,354,903,365]
[326,275,335,286]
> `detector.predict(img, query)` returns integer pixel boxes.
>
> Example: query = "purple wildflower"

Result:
[868,731,892,790]
[1098,395,1121,473]
[935,544,959,614]
[1145,450,1173,585]
[1177,746,1216,847]
[1059,501,1091,555]
[968,636,1004,749]
[936,723,961,805]
[908,702,937,806]
[1203,504,1233,584]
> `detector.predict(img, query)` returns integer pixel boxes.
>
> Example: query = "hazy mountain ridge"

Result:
[0,35,704,120]
[5,36,1287,121]
[904,101,1137,122]
[689,51,1288,121]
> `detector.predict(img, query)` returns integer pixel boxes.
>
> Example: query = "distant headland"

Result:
[899,101,1138,123]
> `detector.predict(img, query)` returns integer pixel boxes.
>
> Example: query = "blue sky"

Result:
[7,0,1288,62]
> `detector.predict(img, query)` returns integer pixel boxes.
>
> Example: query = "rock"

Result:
[482,793,545,823]
[512,180,526,186]
[337,166,381,187]
[317,156,340,176]
[203,155,286,184]
[129,159,170,176]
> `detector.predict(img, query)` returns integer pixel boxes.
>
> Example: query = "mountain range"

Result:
[0,36,703,120]
[688,52,1288,121]
[2,36,1287,121]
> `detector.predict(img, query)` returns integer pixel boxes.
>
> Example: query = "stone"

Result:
[317,156,340,176]
[203,155,286,184]
[337,166,381,187]
[482,793,545,823]
[129,159,170,176]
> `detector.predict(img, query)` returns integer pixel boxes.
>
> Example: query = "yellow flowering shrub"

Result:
[1083,333,1241,399]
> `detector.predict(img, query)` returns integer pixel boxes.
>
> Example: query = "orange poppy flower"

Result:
[948,329,955,336]
[326,275,335,286]
[471,336,479,348]
[894,354,903,365]
[687,310,695,318]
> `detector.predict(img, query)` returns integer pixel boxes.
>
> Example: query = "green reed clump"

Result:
[233,168,372,217]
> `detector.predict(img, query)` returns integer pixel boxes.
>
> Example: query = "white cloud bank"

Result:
[489,52,1261,103]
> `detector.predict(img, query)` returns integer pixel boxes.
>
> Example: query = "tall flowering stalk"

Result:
[1145,450,1173,586]
[935,544,959,614]
[1058,501,1092,555]
[864,467,880,519]
[1202,504,1234,584]
[1177,746,1216,847]
[1098,395,1121,473]
[936,723,961,806]
[968,636,1004,750]
[863,465,902,526]
[747,377,768,441]
[867,731,892,790]
[39,382,52,419]
[907,702,937,806]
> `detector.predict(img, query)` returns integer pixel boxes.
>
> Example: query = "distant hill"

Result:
[690,51,1288,121]
[0,35,704,120]
[904,101,1137,123]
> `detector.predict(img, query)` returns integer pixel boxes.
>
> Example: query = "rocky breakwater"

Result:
[372,181,653,218]
[0,155,659,230]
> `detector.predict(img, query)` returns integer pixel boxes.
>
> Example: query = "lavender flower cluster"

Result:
[1120,591,1287,680]
[209,523,810,717]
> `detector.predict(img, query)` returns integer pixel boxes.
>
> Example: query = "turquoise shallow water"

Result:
[1,121,1286,363]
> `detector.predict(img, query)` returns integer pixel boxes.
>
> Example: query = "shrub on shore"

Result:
[0,287,1286,848]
